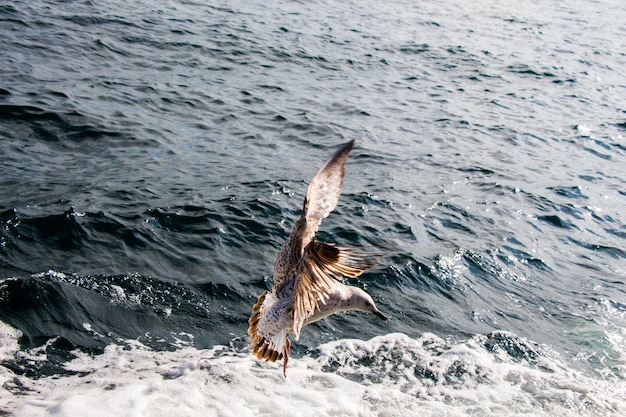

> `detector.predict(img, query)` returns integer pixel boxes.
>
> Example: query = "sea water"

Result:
[1,0,625,415]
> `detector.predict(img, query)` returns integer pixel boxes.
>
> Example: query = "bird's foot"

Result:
[282,338,291,377]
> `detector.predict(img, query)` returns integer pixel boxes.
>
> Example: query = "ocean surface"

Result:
[1,0,625,415]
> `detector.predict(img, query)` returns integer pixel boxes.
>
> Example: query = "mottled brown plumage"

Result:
[247,140,386,376]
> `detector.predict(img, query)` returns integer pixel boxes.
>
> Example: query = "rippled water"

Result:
[1,0,625,415]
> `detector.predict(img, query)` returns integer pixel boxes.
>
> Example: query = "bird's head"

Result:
[350,287,387,322]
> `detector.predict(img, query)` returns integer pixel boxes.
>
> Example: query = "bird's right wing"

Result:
[301,139,355,245]
[272,140,355,291]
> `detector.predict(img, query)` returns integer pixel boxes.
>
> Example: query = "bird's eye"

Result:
[365,301,371,307]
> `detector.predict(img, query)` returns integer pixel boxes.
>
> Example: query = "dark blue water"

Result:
[1,0,625,415]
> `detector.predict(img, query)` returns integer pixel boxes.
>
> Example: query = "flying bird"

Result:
[248,140,386,376]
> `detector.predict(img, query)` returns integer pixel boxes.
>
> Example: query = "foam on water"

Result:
[0,321,21,361]
[2,321,624,417]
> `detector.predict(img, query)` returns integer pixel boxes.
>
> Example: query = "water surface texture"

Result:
[1,0,625,415]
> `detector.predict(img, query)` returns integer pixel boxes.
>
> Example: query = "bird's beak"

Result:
[373,309,387,322]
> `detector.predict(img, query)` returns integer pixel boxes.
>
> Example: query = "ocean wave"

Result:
[1,327,624,417]
[0,104,125,144]
[0,271,248,368]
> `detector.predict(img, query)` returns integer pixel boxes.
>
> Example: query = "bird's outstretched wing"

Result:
[272,140,355,291]
[288,140,375,338]
[292,240,374,339]
[302,139,355,244]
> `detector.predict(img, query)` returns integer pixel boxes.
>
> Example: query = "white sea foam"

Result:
[1,324,624,417]
[1,321,23,413]
[0,321,21,362]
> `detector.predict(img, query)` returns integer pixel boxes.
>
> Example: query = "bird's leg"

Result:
[282,337,291,377]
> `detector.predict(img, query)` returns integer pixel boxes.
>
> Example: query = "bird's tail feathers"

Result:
[248,290,286,363]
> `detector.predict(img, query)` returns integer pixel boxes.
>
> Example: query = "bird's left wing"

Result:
[292,240,374,339]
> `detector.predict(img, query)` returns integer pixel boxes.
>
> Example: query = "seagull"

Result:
[248,139,387,376]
